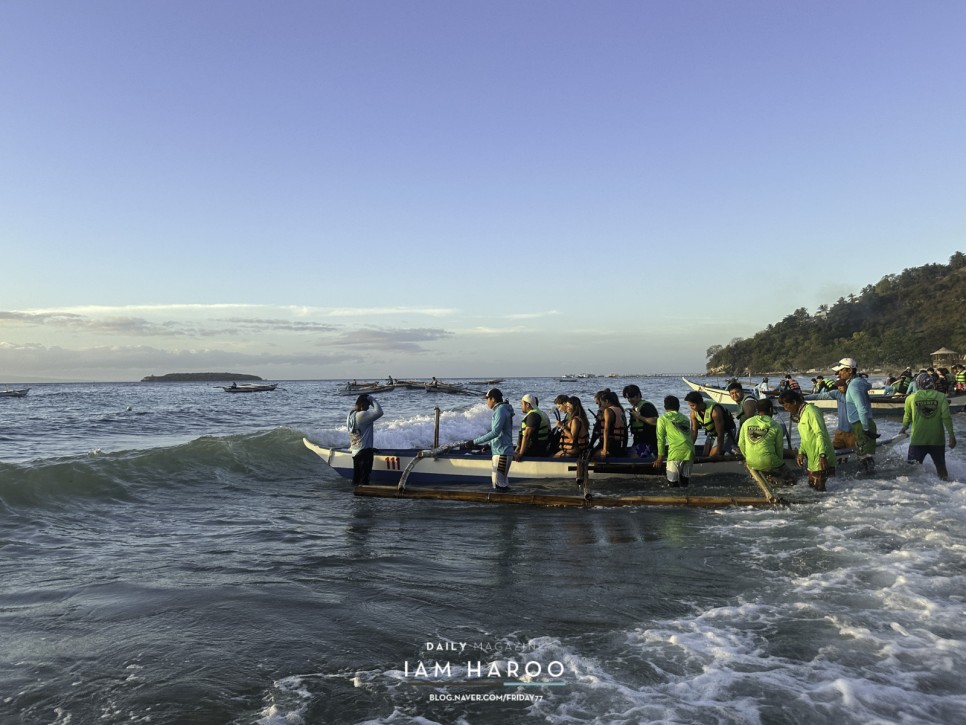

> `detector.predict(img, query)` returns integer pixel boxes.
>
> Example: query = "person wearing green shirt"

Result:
[779,389,836,491]
[900,372,957,481]
[738,398,795,484]
[652,395,696,488]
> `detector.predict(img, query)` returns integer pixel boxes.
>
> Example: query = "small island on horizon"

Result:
[141,373,264,383]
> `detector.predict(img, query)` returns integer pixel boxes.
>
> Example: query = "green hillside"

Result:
[706,252,966,374]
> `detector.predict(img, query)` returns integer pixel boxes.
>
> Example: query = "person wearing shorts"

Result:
[466,388,515,491]
[653,395,696,488]
[900,372,957,480]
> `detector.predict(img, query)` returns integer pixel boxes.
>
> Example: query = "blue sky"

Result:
[2,1,964,381]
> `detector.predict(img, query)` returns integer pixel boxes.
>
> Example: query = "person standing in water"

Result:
[347,394,384,486]
[466,388,515,491]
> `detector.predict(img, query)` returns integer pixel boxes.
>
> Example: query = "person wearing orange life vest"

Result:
[592,389,627,459]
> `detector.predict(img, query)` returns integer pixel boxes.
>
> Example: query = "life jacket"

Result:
[520,407,550,449]
[559,415,590,455]
[629,400,653,435]
[696,403,736,439]
[956,369,966,391]
[896,374,911,394]
[604,404,627,449]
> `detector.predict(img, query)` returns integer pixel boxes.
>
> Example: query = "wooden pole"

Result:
[433,406,441,448]
[352,485,781,508]
[746,465,785,505]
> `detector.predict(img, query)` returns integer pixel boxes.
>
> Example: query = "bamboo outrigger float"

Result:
[350,484,784,508]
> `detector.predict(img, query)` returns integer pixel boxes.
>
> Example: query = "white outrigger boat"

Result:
[682,378,966,416]
[1,388,30,398]
[300,437,898,508]
[302,439,757,486]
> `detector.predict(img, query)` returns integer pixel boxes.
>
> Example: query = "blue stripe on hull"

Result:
[329,466,497,486]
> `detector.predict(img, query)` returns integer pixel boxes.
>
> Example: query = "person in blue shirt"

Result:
[805,377,852,449]
[833,357,877,471]
[466,388,515,491]
[347,394,384,485]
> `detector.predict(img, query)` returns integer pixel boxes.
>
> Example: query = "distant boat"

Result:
[424,382,484,396]
[220,383,278,393]
[558,373,597,382]
[337,383,394,396]
[0,388,30,398]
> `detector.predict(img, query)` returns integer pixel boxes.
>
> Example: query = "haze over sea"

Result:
[2,376,964,724]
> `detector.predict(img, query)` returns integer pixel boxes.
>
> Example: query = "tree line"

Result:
[706,252,966,374]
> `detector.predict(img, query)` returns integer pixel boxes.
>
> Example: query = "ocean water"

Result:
[1,376,964,724]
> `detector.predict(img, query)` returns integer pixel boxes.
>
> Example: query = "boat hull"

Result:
[222,383,278,393]
[303,439,764,486]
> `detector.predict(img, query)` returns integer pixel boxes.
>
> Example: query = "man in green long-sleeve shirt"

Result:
[779,389,836,492]
[900,372,957,480]
[738,398,796,485]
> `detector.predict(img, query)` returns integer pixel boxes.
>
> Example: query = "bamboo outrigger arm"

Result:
[745,465,786,505]
[397,442,462,491]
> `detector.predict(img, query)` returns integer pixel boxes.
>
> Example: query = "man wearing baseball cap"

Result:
[347,394,384,486]
[464,388,515,491]
[514,394,551,461]
[832,357,877,471]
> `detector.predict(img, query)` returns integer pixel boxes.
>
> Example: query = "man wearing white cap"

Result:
[515,394,551,461]
[832,357,877,471]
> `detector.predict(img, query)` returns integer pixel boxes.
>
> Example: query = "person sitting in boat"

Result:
[778,389,836,492]
[552,395,590,458]
[514,394,551,461]
[683,391,736,457]
[622,384,658,458]
[954,363,966,393]
[727,382,757,427]
[738,398,796,485]
[593,389,627,459]
[464,388,514,491]
[782,375,801,392]
[652,395,696,488]
[430,377,439,387]
[935,367,951,395]
[894,368,913,395]
[347,394,384,486]
[230,382,237,389]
